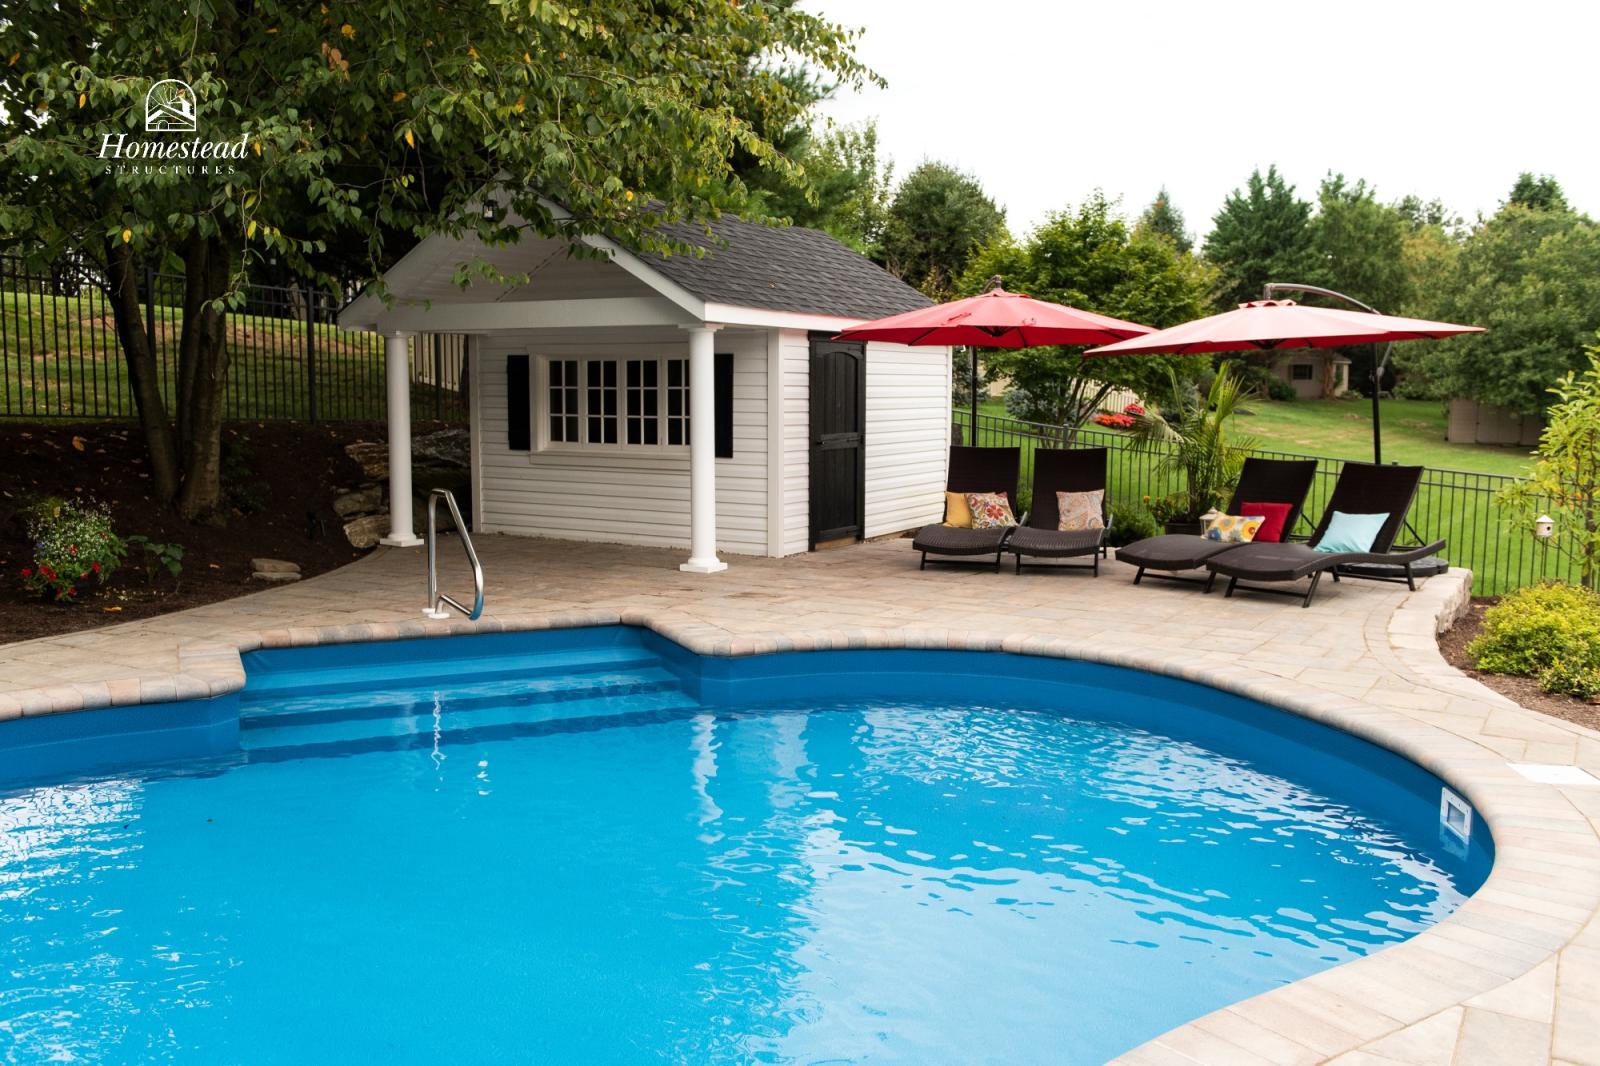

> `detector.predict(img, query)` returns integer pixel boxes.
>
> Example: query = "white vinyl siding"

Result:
[476,329,769,555]
[778,329,813,556]
[863,341,950,538]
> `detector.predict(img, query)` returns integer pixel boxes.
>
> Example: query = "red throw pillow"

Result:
[1240,501,1293,543]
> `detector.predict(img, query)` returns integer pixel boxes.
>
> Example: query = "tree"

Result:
[743,121,893,255]
[965,192,1215,434]
[1506,172,1568,213]
[880,161,1006,298]
[1499,340,1600,589]
[1424,204,1600,413]
[0,2,870,519]
[1136,187,1191,254]
[1203,165,1318,309]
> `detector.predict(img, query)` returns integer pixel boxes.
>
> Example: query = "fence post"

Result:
[433,333,443,421]
[304,285,318,423]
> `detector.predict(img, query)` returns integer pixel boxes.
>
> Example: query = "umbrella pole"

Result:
[1371,340,1394,465]
[970,345,979,444]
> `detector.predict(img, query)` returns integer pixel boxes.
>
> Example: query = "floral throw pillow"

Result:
[1204,513,1266,543]
[964,491,1017,529]
[1055,490,1106,532]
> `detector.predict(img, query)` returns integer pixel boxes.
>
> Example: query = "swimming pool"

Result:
[1,626,1492,1064]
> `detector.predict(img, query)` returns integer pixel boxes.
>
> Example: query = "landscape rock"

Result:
[343,514,391,549]
[344,441,389,479]
[251,570,302,583]
[332,485,384,518]
[250,558,301,574]
[413,427,470,468]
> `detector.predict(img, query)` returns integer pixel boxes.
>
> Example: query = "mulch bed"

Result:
[1439,598,1600,732]
[0,420,404,645]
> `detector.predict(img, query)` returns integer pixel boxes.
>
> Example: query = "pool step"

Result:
[240,683,699,755]
[241,644,669,702]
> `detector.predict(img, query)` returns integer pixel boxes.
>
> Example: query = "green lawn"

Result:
[980,396,1536,477]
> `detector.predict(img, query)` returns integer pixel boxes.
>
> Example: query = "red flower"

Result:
[91,562,101,573]
[79,571,89,579]
[20,568,31,578]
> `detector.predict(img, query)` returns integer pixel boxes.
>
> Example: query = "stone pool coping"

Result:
[0,537,1596,1064]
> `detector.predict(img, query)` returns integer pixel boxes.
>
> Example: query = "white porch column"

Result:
[680,324,727,573]
[380,331,423,547]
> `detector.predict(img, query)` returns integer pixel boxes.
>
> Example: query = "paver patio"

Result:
[1,535,1598,1064]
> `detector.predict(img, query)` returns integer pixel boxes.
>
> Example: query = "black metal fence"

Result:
[0,256,467,422]
[956,410,1574,597]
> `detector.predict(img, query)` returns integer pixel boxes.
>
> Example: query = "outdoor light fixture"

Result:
[481,198,504,222]
[1535,514,1555,539]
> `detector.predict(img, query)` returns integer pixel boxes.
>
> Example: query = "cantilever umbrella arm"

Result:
[1262,281,1396,464]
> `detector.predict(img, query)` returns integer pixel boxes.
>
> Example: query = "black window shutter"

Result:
[714,352,733,459]
[506,355,531,451]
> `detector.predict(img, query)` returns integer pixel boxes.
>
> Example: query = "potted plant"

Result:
[1131,364,1255,535]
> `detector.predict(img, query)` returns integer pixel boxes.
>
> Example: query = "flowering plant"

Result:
[1093,412,1136,429]
[19,498,125,602]
[1123,402,1144,416]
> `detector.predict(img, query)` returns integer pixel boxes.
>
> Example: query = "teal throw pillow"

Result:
[1315,511,1389,553]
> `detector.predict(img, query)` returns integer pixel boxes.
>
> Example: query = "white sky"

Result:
[811,0,1598,240]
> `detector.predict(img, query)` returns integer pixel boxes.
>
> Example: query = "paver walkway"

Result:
[1,536,1598,1065]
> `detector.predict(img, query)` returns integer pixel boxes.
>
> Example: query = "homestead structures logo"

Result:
[98,77,247,175]
[145,79,196,132]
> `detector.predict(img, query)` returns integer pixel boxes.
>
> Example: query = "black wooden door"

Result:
[809,334,866,548]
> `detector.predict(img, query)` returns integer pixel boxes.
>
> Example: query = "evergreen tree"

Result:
[1506,172,1568,212]
[1136,188,1192,254]
[1203,165,1318,309]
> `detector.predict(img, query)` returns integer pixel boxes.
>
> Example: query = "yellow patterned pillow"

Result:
[943,491,974,528]
[1204,513,1266,543]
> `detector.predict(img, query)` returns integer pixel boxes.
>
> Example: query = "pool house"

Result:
[338,210,952,572]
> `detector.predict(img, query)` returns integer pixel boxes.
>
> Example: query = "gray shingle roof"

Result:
[636,214,931,320]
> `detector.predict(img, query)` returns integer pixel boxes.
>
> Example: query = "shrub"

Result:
[1265,377,1297,402]
[126,536,185,591]
[1540,658,1600,700]
[1105,503,1159,547]
[19,497,125,602]
[1092,412,1135,429]
[1468,583,1600,697]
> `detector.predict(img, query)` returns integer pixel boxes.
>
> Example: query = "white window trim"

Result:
[532,353,692,456]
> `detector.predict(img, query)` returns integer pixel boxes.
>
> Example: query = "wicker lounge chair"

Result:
[1205,462,1445,607]
[912,446,1022,571]
[1006,448,1110,575]
[1115,458,1319,590]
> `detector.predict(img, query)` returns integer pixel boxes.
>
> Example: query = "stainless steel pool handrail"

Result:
[423,488,484,621]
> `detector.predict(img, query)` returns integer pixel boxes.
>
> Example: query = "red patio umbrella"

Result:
[1083,299,1483,356]
[1085,292,1484,463]
[835,279,1154,436]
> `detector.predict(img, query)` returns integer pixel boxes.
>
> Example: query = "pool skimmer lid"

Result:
[1508,762,1600,787]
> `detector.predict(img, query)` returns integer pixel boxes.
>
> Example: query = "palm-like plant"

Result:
[1131,363,1257,525]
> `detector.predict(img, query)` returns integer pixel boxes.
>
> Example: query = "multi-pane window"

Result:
[585,360,619,444]
[1290,363,1315,381]
[665,358,690,446]
[625,359,660,445]
[542,356,689,450]
[548,359,579,443]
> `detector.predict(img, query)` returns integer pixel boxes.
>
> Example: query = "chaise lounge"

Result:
[1115,457,1320,590]
[912,446,1022,572]
[1006,448,1111,575]
[1205,462,1445,607]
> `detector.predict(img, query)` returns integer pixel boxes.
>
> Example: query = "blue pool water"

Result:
[1,627,1491,1064]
